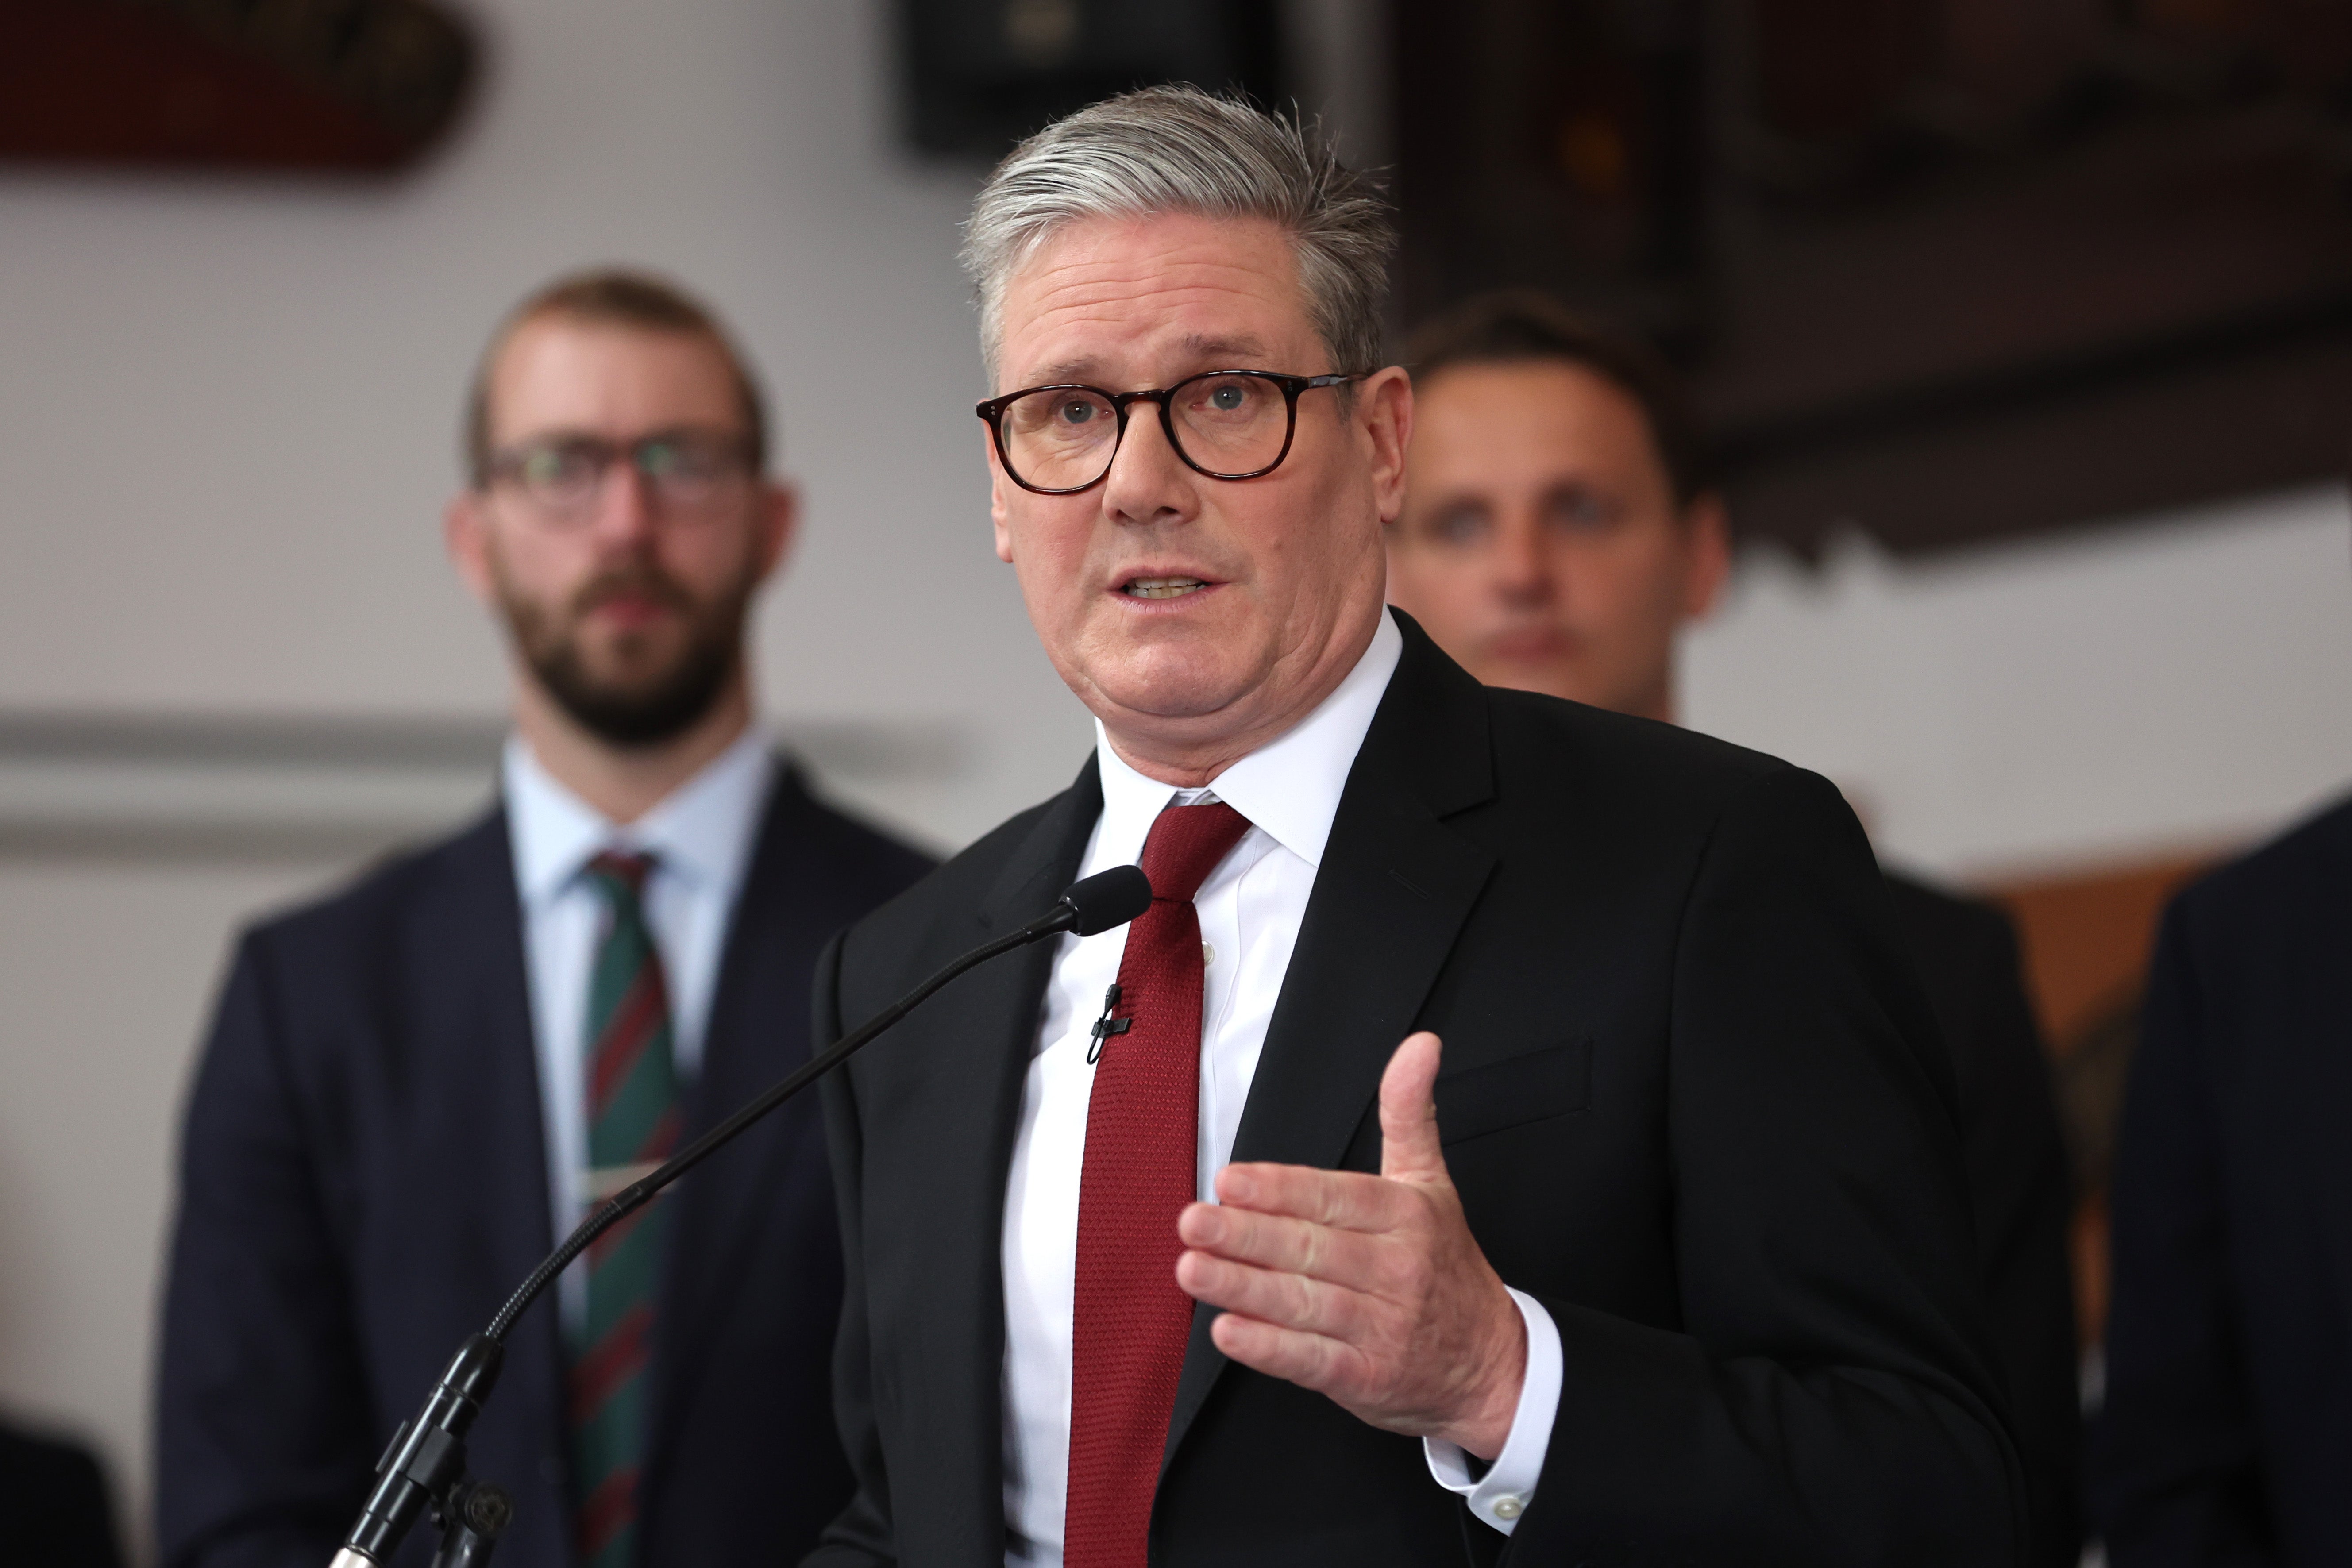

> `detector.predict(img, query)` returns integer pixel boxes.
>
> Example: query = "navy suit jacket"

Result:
[157,764,933,1568]
[2095,792,2352,1567]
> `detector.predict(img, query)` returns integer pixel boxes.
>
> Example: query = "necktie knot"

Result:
[1137,801,1251,906]
[586,849,656,904]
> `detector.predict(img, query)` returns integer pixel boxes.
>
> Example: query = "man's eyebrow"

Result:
[1030,355,1108,385]
[1022,334,1284,389]
[1177,332,1272,363]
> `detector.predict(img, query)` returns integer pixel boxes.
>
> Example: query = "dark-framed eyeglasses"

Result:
[976,369,1361,496]
[483,428,755,519]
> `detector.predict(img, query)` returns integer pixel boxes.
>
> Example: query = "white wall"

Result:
[0,0,1077,1552]
[0,0,2348,1557]
[0,0,1093,854]
[0,858,343,1555]
[1685,484,2352,882]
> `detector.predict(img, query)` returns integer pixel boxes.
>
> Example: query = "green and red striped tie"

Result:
[568,850,680,1568]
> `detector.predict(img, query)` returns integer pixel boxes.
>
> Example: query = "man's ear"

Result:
[753,480,800,582]
[1360,366,1415,526]
[1681,491,1732,620]
[987,422,1016,564]
[445,490,497,606]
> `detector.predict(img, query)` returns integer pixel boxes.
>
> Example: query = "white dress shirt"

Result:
[502,727,775,1329]
[999,611,1565,1564]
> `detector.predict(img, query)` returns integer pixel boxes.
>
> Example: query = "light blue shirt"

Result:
[501,727,775,1328]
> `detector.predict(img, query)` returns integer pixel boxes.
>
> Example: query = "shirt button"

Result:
[1490,1495,1524,1521]
[1201,942,1215,966]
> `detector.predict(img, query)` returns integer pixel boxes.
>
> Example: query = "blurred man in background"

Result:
[2095,789,2352,1564]
[156,271,933,1568]
[1384,290,2082,1568]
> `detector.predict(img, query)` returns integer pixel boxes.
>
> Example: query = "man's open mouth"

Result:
[1122,576,1211,600]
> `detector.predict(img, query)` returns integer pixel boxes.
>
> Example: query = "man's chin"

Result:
[1077,645,1257,728]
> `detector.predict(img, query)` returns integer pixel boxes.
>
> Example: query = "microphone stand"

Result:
[328,866,1153,1568]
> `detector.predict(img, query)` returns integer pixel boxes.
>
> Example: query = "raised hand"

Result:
[1173,1031,1528,1458]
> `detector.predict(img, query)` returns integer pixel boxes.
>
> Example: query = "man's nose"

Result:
[1493,511,1557,600]
[1099,404,1192,525]
[587,460,662,549]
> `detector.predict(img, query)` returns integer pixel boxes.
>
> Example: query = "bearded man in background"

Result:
[158,270,933,1568]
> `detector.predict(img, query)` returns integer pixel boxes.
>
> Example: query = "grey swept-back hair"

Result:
[961,85,1396,387]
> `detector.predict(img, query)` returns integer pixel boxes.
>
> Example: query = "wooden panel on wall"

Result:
[1981,848,2224,1344]
[0,0,475,173]
[1393,0,2352,556]
[1984,851,2218,1049]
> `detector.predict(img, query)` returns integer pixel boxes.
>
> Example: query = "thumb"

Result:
[1379,1031,1448,1186]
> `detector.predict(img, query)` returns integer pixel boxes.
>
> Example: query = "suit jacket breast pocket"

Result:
[1434,1039,1593,1147]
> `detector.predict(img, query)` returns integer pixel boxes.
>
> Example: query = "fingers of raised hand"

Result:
[1214,1162,1408,1232]
[1207,1311,1372,1403]
[1176,1202,1387,1285]
[1174,1248,1374,1341]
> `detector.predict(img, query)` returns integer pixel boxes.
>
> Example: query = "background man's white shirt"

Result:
[999,611,1564,1564]
[502,727,773,1328]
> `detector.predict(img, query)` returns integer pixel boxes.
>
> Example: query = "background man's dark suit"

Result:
[812,617,2021,1567]
[0,1420,123,1568]
[158,767,932,1568]
[2093,792,2352,1567]
[1884,876,2081,1568]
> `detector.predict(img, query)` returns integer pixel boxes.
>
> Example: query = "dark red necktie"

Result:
[1065,800,1253,1568]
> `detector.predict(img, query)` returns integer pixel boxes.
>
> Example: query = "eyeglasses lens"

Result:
[1169,374,1288,476]
[1002,389,1121,491]
[999,374,1292,490]
[515,443,604,510]
[633,437,738,508]
[503,435,747,516]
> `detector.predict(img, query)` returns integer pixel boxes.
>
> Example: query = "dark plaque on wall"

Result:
[0,0,477,173]
[1396,0,2352,555]
[902,0,1282,161]
[1394,0,1710,350]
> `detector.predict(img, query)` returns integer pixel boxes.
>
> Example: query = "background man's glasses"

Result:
[977,370,1360,495]
[486,429,754,518]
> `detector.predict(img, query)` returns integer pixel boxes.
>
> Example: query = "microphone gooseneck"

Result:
[330,866,1153,1567]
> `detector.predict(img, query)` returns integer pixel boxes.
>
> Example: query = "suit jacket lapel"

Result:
[911,760,1107,1537]
[430,808,571,1503]
[648,768,817,1457]
[1163,613,1499,1472]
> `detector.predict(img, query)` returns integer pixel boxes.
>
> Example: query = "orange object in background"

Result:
[1982,852,2219,1348]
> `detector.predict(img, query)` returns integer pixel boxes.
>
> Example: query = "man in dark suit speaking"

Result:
[157,271,933,1568]
[810,88,2021,1567]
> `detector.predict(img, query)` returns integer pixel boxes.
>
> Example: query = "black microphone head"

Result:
[1059,865,1154,936]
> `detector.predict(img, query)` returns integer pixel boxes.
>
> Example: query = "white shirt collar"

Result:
[1090,608,1403,869]
[503,724,777,906]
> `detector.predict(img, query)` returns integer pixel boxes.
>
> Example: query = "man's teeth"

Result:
[1125,577,1208,599]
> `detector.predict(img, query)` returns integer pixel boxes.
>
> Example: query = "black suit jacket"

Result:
[2093,792,2352,1567]
[811,614,2023,1567]
[0,1421,123,1568]
[158,765,933,1568]
[1884,875,2082,1568]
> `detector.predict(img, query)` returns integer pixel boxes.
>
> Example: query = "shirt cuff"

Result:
[1422,1287,1562,1536]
